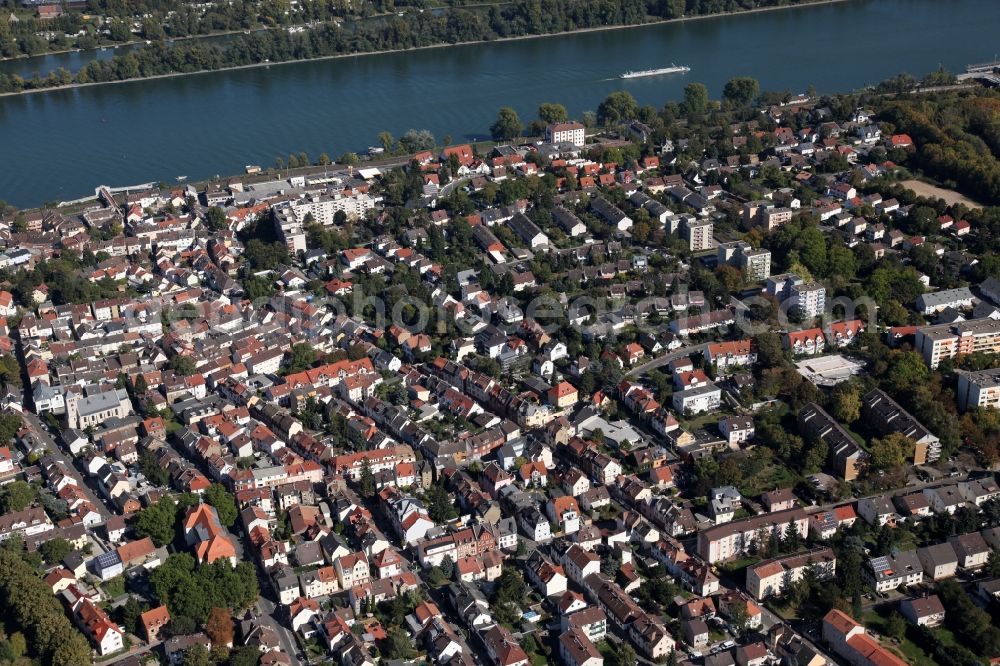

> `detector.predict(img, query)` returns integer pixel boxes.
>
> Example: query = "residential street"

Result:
[256,596,303,666]
[21,410,113,521]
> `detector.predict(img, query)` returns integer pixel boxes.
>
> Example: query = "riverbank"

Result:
[0,0,852,98]
[0,27,265,64]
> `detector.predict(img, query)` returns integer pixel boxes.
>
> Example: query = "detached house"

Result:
[74,598,124,656]
[948,532,990,570]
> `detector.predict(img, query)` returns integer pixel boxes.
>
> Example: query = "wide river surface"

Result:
[1,0,999,208]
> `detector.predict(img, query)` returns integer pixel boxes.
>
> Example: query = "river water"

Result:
[1,0,998,208]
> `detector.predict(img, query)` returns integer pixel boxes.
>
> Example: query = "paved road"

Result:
[21,410,114,521]
[100,637,163,665]
[257,595,303,666]
[439,176,470,198]
[625,343,703,378]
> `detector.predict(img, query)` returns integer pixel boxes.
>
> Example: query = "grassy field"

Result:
[900,179,983,209]
[861,611,945,666]
[738,462,800,498]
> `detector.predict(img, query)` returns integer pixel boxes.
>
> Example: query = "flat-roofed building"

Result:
[956,367,1000,411]
[916,319,1000,369]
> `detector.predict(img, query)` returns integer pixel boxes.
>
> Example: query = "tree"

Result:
[722,77,760,107]
[439,555,454,579]
[0,480,35,513]
[205,607,235,646]
[383,626,416,659]
[831,383,861,423]
[118,596,146,636]
[490,107,523,141]
[168,615,198,636]
[426,566,447,587]
[424,482,458,522]
[681,82,710,123]
[170,354,197,376]
[135,497,178,547]
[227,646,262,666]
[597,91,638,126]
[50,635,92,666]
[183,643,211,666]
[870,433,914,470]
[616,643,637,666]
[884,351,929,393]
[0,549,92,665]
[986,549,1000,577]
[205,207,227,231]
[284,343,317,375]
[0,632,26,662]
[0,355,21,386]
[140,449,171,487]
[39,537,72,564]
[378,131,394,153]
[538,102,568,125]
[802,438,828,474]
[359,458,375,498]
[728,598,750,637]
[885,611,907,640]
[204,484,238,527]
[398,129,435,153]
[753,332,786,369]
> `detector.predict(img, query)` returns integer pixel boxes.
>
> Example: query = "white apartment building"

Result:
[545,121,586,147]
[740,248,772,281]
[915,287,975,315]
[697,508,808,563]
[956,367,1000,411]
[746,547,836,600]
[685,219,714,251]
[672,383,721,415]
[273,206,308,254]
[916,319,1000,369]
[788,282,826,318]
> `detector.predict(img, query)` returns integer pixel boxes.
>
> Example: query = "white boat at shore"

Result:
[620,64,690,79]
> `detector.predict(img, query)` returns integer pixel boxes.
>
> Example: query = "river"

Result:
[0,0,998,208]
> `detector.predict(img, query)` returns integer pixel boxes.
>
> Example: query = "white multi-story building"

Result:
[672,383,721,415]
[718,416,754,447]
[746,547,836,600]
[915,287,976,315]
[956,367,1000,411]
[289,193,379,225]
[74,598,125,656]
[788,282,826,318]
[697,508,808,564]
[0,507,53,542]
[273,206,308,254]
[684,219,714,251]
[916,319,1000,369]
[740,248,772,281]
[545,121,586,147]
